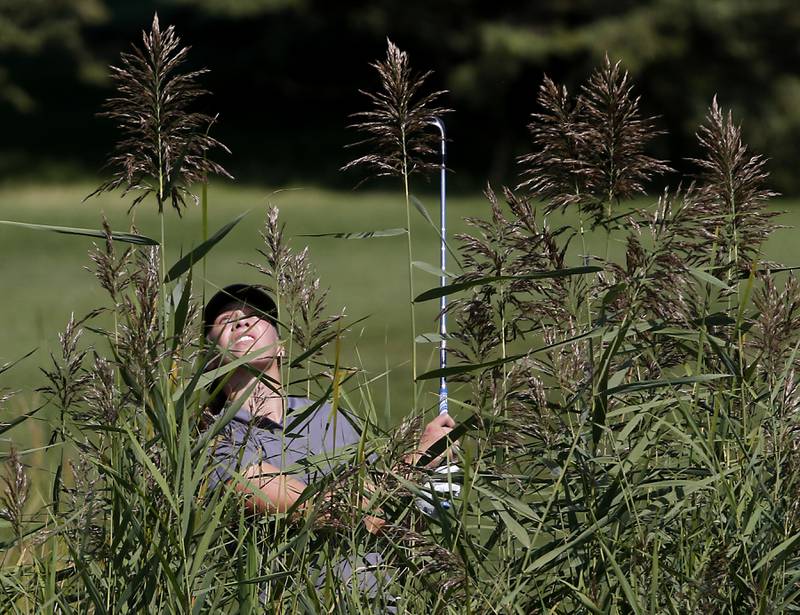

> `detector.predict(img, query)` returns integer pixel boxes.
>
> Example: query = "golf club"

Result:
[415,116,461,519]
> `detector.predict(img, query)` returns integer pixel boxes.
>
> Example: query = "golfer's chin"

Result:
[226,339,261,355]
[248,358,277,373]
[229,344,277,366]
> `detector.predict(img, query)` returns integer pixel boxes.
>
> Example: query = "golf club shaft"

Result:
[431,117,448,415]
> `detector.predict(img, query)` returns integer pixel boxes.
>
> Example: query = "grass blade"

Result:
[0,220,158,245]
[414,266,602,302]
[0,348,37,376]
[417,327,602,380]
[410,194,461,267]
[412,260,454,278]
[415,332,455,343]
[298,228,407,239]
[0,403,45,436]
[606,374,731,396]
[753,533,800,574]
[687,266,733,291]
[164,211,248,282]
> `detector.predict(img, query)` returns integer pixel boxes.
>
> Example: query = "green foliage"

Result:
[174,0,303,17]
[0,219,158,245]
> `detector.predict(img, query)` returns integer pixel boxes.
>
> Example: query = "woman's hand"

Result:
[406,413,457,468]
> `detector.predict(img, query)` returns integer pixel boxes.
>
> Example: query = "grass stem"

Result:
[402,148,418,406]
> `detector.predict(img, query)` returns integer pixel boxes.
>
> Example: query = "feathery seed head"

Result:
[88,13,232,214]
[518,56,670,227]
[691,97,779,270]
[342,38,450,181]
[0,447,29,539]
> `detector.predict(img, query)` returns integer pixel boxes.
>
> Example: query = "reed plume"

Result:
[250,206,341,362]
[88,13,231,213]
[342,38,449,179]
[343,38,450,399]
[0,447,29,541]
[39,314,91,411]
[518,56,670,226]
[87,217,133,307]
[691,97,778,272]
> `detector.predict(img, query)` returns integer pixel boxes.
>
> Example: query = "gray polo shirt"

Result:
[205,397,394,607]
[207,396,363,490]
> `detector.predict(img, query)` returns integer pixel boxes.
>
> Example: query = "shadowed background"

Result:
[5,0,800,191]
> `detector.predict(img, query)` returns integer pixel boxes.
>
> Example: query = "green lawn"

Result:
[1,181,798,430]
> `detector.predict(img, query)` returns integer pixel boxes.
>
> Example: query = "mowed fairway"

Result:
[1,181,798,430]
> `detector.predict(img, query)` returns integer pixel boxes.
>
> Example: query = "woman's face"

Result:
[207,301,282,370]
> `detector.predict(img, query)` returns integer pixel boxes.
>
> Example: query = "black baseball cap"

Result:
[203,284,278,334]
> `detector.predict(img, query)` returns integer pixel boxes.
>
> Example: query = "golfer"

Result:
[202,284,456,603]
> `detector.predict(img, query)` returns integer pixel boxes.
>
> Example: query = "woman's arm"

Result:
[232,461,306,514]
[231,463,385,534]
[230,413,457,526]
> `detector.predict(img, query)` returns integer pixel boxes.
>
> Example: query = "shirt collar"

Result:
[233,405,283,431]
[231,396,315,430]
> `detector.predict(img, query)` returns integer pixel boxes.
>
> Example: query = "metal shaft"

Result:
[430,117,448,415]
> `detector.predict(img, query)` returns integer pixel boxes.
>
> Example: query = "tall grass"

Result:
[1,18,799,615]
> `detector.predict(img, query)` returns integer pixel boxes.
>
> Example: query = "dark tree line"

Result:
[3,0,800,193]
